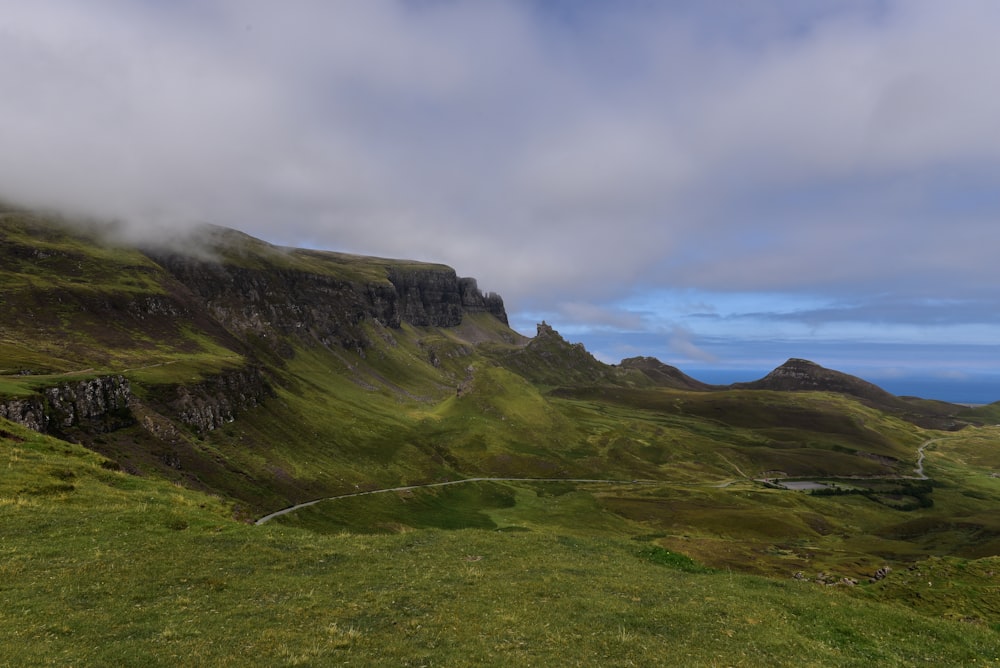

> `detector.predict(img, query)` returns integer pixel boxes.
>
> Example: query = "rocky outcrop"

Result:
[384,269,508,326]
[386,267,465,327]
[0,375,133,435]
[0,397,46,432]
[458,278,508,325]
[494,322,613,387]
[164,366,273,434]
[0,368,271,437]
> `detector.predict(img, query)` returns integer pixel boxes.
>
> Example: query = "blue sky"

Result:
[2,1,1000,401]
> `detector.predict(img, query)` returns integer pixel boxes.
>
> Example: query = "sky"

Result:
[2,0,1000,402]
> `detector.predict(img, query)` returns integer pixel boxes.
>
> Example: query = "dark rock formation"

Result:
[160,366,273,434]
[457,277,508,325]
[387,267,464,327]
[145,248,508,355]
[494,322,613,387]
[0,376,133,435]
[0,397,46,433]
[146,253,387,354]
[0,368,272,438]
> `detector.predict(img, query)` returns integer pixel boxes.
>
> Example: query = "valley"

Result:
[2,208,1000,665]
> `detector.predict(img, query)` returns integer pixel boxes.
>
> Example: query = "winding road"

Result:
[255,437,945,524]
[254,477,656,525]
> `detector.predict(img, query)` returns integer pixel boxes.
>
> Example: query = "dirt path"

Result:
[4,360,181,378]
[715,453,749,480]
[912,438,938,480]
[254,477,656,525]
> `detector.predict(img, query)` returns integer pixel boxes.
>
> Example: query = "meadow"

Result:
[4,422,1000,666]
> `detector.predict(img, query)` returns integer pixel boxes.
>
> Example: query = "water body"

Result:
[873,376,1000,405]
[776,480,830,491]
[687,369,1000,405]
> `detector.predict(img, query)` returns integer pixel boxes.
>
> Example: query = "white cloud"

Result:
[554,302,645,331]
[3,0,1000,340]
[668,326,718,364]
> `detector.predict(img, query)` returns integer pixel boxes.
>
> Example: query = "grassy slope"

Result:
[4,211,1000,663]
[4,422,1000,667]
[0,212,247,385]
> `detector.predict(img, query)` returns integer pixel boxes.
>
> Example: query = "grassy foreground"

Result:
[4,423,1000,667]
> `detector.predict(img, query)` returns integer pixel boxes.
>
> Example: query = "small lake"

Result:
[778,480,830,491]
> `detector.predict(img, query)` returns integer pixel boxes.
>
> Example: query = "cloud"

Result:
[668,326,718,364]
[551,302,646,331]
[3,0,1000,345]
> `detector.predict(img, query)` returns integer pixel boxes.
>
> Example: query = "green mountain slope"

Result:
[3,206,1000,664]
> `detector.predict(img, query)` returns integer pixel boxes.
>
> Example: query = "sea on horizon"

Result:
[686,369,1000,406]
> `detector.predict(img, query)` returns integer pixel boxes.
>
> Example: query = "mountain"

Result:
[0,207,523,510]
[0,207,977,502]
[5,205,1000,664]
[618,355,714,391]
[486,321,617,387]
[732,357,968,430]
[732,358,894,398]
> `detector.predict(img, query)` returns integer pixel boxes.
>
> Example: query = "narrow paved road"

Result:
[256,437,949,524]
[254,477,656,525]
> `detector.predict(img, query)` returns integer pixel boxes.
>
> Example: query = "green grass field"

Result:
[4,423,1000,667]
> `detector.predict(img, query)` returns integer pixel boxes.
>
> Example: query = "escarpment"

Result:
[144,253,389,353]
[145,245,508,353]
[0,216,511,449]
[0,213,520,501]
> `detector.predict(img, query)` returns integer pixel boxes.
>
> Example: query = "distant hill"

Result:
[486,321,616,387]
[618,356,714,391]
[732,358,900,403]
[732,358,967,430]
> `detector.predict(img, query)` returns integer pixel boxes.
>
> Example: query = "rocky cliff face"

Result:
[0,375,133,435]
[0,367,272,438]
[386,267,463,327]
[145,250,509,354]
[146,254,384,353]
[458,277,508,324]
[159,366,273,434]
